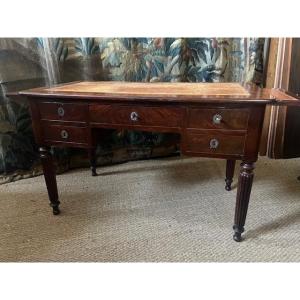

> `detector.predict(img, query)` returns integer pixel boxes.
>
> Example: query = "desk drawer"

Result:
[89,104,184,128]
[38,102,88,122]
[42,123,88,145]
[185,132,245,156]
[187,108,249,130]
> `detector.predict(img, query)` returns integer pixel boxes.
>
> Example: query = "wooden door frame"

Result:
[264,38,293,158]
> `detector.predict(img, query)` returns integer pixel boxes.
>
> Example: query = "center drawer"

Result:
[89,104,184,128]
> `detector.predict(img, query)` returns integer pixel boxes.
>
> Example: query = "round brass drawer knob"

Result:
[209,138,219,149]
[58,107,65,117]
[212,114,222,124]
[130,111,139,121]
[60,129,69,139]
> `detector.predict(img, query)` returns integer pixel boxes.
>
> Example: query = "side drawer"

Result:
[41,123,89,145]
[89,104,184,128]
[38,102,88,122]
[185,132,245,156]
[187,108,249,130]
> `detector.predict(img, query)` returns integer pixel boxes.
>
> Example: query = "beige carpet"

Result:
[1,156,300,262]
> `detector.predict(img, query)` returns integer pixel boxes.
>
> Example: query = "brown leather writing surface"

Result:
[47,81,250,96]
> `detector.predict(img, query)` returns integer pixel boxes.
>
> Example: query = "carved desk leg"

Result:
[233,162,255,242]
[225,159,236,191]
[88,148,97,176]
[39,147,60,215]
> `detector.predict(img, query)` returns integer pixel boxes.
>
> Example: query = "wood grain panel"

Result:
[41,123,89,145]
[89,104,184,128]
[38,101,88,122]
[187,108,249,130]
[185,132,245,156]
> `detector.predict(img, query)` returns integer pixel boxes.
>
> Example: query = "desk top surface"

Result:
[46,82,250,96]
[19,81,298,104]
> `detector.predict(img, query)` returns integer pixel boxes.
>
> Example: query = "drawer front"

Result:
[38,102,88,122]
[188,108,249,130]
[42,123,88,144]
[89,105,184,128]
[185,132,245,156]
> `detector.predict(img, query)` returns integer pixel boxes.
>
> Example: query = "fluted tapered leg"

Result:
[39,147,60,215]
[225,159,236,191]
[233,162,255,242]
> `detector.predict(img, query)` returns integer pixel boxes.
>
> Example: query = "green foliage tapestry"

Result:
[0,38,266,184]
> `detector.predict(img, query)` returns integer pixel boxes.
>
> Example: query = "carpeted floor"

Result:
[0,156,300,262]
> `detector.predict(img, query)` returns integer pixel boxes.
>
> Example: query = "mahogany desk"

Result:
[20,81,299,242]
